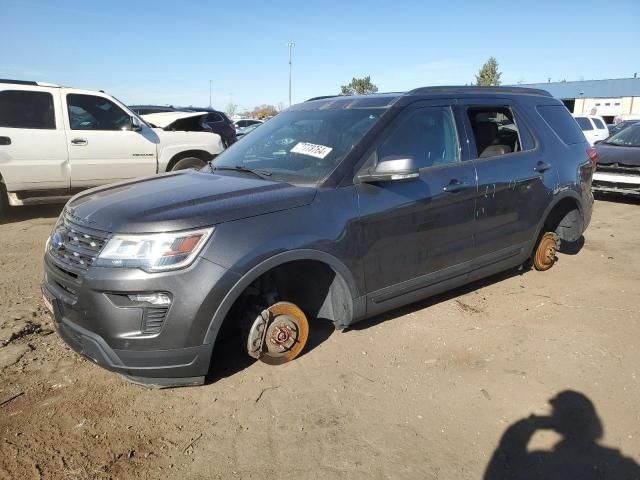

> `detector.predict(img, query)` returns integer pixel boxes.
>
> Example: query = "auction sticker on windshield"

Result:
[290,142,333,159]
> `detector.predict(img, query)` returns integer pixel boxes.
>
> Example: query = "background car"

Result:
[234,119,263,129]
[593,123,640,196]
[185,107,237,147]
[129,105,176,116]
[606,120,639,138]
[236,122,262,138]
[130,105,237,147]
[573,114,609,146]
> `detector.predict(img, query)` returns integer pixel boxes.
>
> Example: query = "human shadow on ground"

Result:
[484,390,640,480]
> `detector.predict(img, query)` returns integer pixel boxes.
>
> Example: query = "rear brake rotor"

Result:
[246,301,309,365]
[534,232,561,271]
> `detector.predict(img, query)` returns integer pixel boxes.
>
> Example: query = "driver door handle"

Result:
[71,138,87,146]
[442,179,469,193]
[0,136,11,145]
[534,161,551,173]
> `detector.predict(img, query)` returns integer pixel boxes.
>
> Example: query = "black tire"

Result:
[0,181,8,222]
[170,157,207,171]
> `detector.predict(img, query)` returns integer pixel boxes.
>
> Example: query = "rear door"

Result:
[459,98,556,280]
[63,91,158,187]
[356,102,477,313]
[0,86,69,190]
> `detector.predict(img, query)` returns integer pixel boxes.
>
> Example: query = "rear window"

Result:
[0,90,56,129]
[206,112,224,123]
[592,117,605,129]
[574,117,593,131]
[537,106,587,145]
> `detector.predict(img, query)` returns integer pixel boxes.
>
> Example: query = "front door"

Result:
[63,92,158,187]
[356,104,477,314]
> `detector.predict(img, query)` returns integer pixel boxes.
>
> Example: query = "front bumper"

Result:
[42,252,240,386]
[593,171,640,196]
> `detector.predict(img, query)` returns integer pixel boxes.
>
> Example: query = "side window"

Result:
[592,118,605,129]
[575,117,593,131]
[67,94,130,130]
[537,105,585,145]
[0,90,56,129]
[466,106,525,158]
[377,107,460,169]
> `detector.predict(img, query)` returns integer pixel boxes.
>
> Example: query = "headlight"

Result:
[95,228,213,272]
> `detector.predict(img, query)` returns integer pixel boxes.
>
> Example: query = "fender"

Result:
[203,249,361,344]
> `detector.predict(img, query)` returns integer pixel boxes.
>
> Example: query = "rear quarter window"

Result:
[537,106,587,145]
[592,117,606,129]
[0,90,56,129]
[206,112,224,123]
[574,116,594,131]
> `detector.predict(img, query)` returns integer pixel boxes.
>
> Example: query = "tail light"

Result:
[587,147,598,166]
[230,123,236,130]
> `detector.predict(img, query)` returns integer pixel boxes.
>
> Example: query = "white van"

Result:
[572,114,609,146]
[0,80,224,217]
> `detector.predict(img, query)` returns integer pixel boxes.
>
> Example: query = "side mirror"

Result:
[356,156,420,183]
[130,116,143,132]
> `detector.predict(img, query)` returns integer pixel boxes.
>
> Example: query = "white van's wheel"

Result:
[171,157,206,171]
[0,181,8,221]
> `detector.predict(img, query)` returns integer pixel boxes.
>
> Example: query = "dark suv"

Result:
[42,87,594,386]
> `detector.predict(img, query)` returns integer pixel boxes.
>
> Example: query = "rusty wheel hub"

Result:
[246,301,309,365]
[534,232,560,271]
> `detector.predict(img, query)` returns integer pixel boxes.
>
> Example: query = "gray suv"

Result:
[42,87,594,386]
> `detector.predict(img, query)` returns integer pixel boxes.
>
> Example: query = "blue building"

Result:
[518,77,640,123]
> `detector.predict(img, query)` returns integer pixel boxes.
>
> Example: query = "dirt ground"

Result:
[1,198,639,479]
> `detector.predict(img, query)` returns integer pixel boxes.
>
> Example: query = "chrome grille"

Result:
[48,217,110,274]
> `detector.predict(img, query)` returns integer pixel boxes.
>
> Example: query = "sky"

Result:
[3,0,640,112]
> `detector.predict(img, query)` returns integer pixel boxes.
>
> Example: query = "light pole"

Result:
[287,42,295,107]
[209,80,212,108]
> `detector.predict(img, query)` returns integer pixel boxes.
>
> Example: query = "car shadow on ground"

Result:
[205,260,570,382]
[205,317,334,384]
[347,266,526,332]
[1,204,63,224]
[560,235,585,255]
[594,193,640,206]
[483,390,640,479]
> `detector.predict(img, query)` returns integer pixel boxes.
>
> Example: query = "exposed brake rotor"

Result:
[246,301,309,365]
[534,232,561,271]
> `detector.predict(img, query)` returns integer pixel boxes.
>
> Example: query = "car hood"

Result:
[595,143,640,167]
[141,111,208,129]
[65,171,317,233]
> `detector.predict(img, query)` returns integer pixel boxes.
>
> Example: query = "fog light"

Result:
[127,293,171,306]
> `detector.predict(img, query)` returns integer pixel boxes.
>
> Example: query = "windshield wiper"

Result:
[213,165,272,179]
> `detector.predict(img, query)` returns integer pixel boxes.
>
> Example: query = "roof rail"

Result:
[0,79,39,86]
[407,85,552,97]
[306,95,341,102]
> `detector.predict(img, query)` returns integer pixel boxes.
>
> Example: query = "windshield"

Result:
[212,109,384,184]
[605,124,640,147]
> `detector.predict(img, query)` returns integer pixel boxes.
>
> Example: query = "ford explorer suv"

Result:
[42,86,594,387]
[0,80,224,219]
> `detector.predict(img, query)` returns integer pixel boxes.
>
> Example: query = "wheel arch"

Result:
[203,249,360,345]
[534,190,584,247]
[165,150,214,172]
